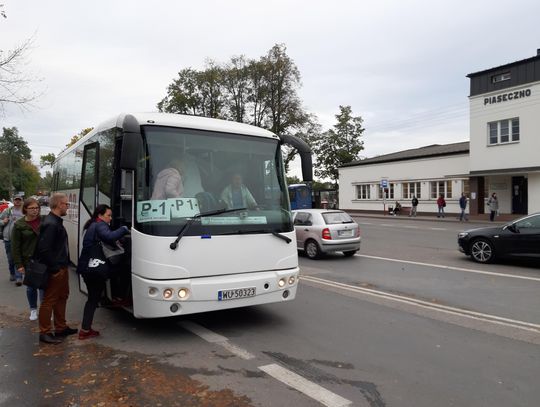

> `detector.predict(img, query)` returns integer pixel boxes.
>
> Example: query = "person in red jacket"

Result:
[436,194,446,218]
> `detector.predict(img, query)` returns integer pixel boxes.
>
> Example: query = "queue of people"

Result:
[1,193,129,345]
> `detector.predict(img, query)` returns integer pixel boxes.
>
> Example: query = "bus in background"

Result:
[52,113,312,318]
[288,184,312,210]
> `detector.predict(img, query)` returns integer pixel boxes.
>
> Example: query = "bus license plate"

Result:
[218,287,256,301]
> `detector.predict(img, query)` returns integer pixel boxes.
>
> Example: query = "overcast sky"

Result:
[2,0,540,175]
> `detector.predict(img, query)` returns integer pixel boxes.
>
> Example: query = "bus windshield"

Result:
[134,126,292,236]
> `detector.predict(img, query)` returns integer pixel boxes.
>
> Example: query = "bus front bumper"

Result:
[131,268,299,318]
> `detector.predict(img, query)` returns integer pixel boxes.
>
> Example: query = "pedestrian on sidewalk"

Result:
[487,192,498,222]
[77,204,129,340]
[459,193,469,221]
[11,198,45,321]
[436,194,446,218]
[410,196,418,217]
[0,195,24,284]
[35,193,78,344]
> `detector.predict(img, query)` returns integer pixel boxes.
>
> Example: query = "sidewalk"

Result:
[345,210,517,225]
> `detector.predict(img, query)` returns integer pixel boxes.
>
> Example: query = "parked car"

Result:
[458,212,540,263]
[292,209,361,259]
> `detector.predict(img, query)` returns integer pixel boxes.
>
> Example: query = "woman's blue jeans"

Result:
[26,286,44,309]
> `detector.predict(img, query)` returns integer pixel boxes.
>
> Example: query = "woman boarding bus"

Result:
[52,113,312,318]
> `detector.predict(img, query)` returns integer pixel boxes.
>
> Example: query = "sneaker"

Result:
[15,279,22,286]
[29,309,38,321]
[54,327,78,337]
[79,328,100,340]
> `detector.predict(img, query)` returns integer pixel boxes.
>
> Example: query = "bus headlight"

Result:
[148,287,158,297]
[288,276,296,285]
[178,288,189,299]
[163,288,174,299]
[278,278,286,288]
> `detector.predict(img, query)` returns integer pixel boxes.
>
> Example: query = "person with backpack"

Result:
[436,194,446,218]
[410,196,419,217]
[1,195,24,284]
[77,204,129,340]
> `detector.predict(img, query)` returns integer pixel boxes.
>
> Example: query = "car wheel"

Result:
[343,250,357,257]
[305,240,321,260]
[470,238,495,263]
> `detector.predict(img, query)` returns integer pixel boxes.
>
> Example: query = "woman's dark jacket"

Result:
[11,215,45,269]
[77,221,128,275]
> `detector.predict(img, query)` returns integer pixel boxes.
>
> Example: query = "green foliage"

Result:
[286,175,301,185]
[310,106,364,185]
[40,152,56,168]
[66,127,93,148]
[19,160,41,197]
[157,44,312,172]
[0,127,33,197]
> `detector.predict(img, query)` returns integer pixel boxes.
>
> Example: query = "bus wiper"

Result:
[219,229,292,244]
[169,207,247,250]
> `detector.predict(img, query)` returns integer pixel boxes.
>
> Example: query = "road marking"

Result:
[429,227,447,230]
[355,254,540,282]
[182,321,354,406]
[259,364,352,407]
[301,275,540,333]
[179,321,255,360]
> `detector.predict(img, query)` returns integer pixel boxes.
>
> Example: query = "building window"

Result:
[356,184,371,200]
[378,183,394,200]
[492,72,511,83]
[487,118,520,145]
[463,179,469,195]
[430,180,452,199]
[402,182,421,199]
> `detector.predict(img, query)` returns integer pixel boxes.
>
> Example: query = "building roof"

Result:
[340,141,469,168]
[467,52,540,77]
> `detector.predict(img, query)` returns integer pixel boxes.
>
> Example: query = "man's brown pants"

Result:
[38,267,69,334]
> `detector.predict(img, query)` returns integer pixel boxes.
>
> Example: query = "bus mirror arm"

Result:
[280,134,313,182]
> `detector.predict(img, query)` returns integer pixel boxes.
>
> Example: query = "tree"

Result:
[65,127,93,148]
[157,44,311,174]
[0,126,32,197]
[0,6,41,114]
[40,152,56,168]
[311,106,365,186]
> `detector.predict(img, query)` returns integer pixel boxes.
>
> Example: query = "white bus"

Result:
[52,113,312,318]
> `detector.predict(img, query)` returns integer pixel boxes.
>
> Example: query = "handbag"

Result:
[23,259,49,289]
[101,241,125,266]
[83,241,110,279]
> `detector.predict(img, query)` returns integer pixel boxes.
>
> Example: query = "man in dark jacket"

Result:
[36,193,78,344]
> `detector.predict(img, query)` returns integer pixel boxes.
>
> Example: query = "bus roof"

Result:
[56,113,279,161]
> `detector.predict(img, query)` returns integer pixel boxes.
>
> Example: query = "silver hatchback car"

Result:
[292,209,361,259]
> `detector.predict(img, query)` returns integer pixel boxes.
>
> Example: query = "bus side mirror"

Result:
[120,133,142,170]
[280,134,313,182]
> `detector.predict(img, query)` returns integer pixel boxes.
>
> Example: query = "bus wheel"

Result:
[305,240,321,260]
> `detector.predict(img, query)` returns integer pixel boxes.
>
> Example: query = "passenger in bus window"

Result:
[220,173,257,209]
[151,159,184,200]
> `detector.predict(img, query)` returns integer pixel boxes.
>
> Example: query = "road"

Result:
[1,216,539,406]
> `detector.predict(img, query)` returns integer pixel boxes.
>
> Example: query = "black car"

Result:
[458,213,540,263]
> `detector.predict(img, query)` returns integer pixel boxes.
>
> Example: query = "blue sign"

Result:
[381,179,388,188]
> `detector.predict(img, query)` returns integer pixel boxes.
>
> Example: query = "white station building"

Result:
[339,49,540,216]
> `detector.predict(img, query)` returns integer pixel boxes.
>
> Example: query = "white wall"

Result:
[339,154,469,213]
[528,173,540,213]
[470,81,540,172]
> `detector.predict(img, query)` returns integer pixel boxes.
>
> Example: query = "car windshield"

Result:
[134,126,292,236]
[322,212,353,224]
